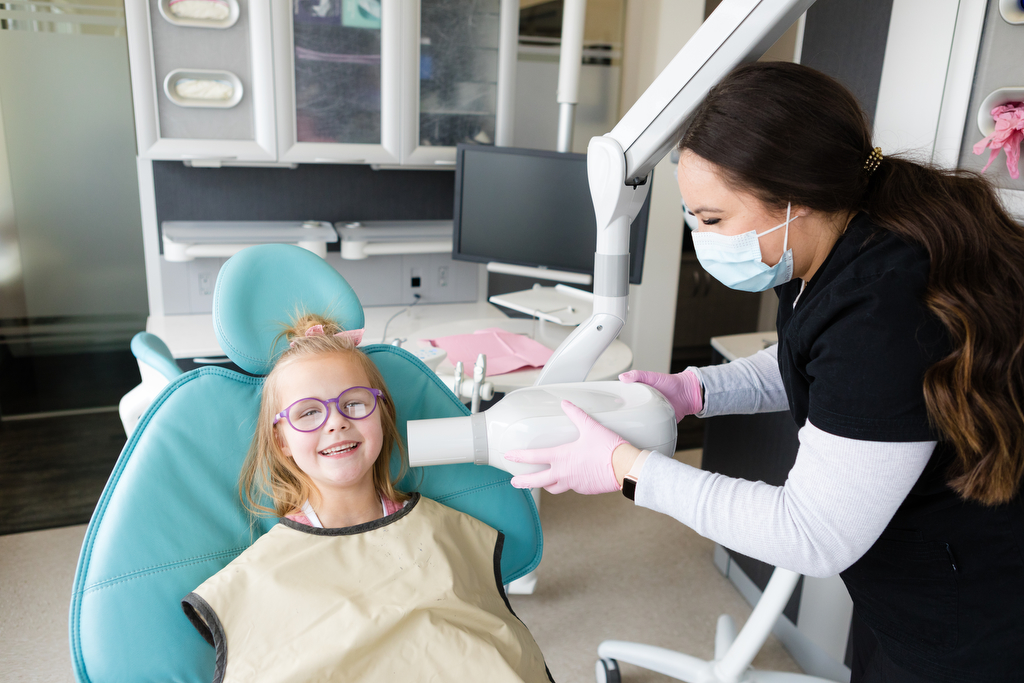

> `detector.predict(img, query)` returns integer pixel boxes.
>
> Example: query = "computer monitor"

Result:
[452,144,651,285]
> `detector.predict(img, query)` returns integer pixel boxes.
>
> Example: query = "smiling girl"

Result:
[181,313,551,683]
[239,314,408,529]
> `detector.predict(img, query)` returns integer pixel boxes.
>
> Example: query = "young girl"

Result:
[182,314,551,683]
[239,314,408,529]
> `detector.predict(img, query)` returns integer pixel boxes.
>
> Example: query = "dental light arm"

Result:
[407,0,816,477]
[535,0,815,386]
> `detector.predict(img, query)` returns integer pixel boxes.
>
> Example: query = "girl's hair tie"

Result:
[289,326,364,348]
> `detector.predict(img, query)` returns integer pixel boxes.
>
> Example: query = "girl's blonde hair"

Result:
[239,313,409,519]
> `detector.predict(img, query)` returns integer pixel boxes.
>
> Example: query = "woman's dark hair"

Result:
[680,61,1024,505]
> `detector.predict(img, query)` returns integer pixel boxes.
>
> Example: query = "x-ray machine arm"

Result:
[535,0,816,385]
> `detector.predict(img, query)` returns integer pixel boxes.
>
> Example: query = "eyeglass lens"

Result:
[287,387,377,432]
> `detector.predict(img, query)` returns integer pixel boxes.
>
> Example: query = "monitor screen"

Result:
[452,144,651,285]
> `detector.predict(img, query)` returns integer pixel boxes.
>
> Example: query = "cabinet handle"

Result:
[692,270,701,297]
[703,271,713,297]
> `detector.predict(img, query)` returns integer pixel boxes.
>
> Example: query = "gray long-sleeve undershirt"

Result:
[634,344,936,578]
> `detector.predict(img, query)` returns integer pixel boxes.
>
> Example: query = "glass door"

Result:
[0,0,147,416]
[275,0,401,164]
[401,0,512,166]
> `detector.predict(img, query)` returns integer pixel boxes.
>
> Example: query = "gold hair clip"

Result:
[864,147,883,174]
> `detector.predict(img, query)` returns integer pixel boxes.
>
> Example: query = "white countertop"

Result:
[710,331,779,362]
[147,301,503,359]
[407,317,631,391]
[147,301,633,390]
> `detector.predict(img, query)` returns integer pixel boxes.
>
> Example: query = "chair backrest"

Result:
[69,245,542,683]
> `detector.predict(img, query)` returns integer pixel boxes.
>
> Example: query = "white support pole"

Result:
[495,0,520,147]
[712,568,802,682]
[556,0,586,152]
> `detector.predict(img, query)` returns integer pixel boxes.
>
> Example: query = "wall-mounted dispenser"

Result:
[163,69,243,109]
[162,221,337,262]
[998,0,1024,25]
[977,87,1024,136]
[337,221,454,260]
[974,88,1024,179]
[158,0,240,29]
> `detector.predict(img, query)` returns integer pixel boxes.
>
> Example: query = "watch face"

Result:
[622,476,637,501]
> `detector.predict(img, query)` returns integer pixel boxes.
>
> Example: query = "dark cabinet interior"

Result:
[672,228,763,448]
[671,249,762,373]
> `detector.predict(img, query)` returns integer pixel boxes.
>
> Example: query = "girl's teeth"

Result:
[322,444,356,455]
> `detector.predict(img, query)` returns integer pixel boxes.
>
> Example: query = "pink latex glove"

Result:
[974,102,1024,179]
[618,368,703,422]
[504,400,627,494]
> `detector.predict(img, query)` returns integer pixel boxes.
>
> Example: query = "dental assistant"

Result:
[506,62,1024,683]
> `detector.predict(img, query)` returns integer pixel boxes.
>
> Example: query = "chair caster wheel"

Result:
[596,657,621,683]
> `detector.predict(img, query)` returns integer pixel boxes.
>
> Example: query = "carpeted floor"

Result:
[0,450,802,683]
[508,450,801,683]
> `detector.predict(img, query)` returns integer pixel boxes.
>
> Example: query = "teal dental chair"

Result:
[118,332,184,436]
[69,244,543,683]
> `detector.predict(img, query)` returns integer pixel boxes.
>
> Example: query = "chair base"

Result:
[597,637,836,683]
[507,570,538,594]
[596,567,839,683]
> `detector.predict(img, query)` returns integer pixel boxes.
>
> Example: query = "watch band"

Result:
[621,450,650,501]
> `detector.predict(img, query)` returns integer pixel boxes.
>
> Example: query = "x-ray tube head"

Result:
[406,381,677,477]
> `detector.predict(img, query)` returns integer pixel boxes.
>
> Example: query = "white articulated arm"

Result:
[536,0,815,386]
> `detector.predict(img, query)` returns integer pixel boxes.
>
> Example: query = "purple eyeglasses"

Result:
[274,386,383,432]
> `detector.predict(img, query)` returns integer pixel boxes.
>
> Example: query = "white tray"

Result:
[488,285,594,326]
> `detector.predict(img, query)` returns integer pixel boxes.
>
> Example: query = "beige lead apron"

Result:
[183,493,550,683]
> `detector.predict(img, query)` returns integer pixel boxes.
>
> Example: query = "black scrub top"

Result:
[775,213,1024,682]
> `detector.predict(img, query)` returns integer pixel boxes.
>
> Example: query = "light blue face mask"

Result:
[690,203,796,292]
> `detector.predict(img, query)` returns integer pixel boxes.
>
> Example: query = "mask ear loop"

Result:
[783,202,791,253]
[755,202,795,240]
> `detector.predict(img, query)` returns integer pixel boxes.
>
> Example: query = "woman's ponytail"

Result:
[864,159,1024,504]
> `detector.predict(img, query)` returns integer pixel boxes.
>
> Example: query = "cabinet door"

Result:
[399,0,515,166]
[273,0,402,164]
[126,0,276,162]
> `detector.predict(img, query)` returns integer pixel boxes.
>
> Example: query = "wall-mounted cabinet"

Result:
[126,0,277,162]
[127,0,517,167]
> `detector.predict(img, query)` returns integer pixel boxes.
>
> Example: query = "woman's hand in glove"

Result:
[504,400,636,494]
[618,368,703,422]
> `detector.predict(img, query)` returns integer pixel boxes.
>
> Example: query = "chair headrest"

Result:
[212,245,365,375]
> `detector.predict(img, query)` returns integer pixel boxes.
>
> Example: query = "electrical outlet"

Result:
[198,272,214,296]
[399,255,476,305]
[410,267,422,289]
[401,257,430,304]
[186,260,222,313]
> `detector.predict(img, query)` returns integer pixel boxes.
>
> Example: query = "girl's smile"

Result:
[319,440,360,458]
